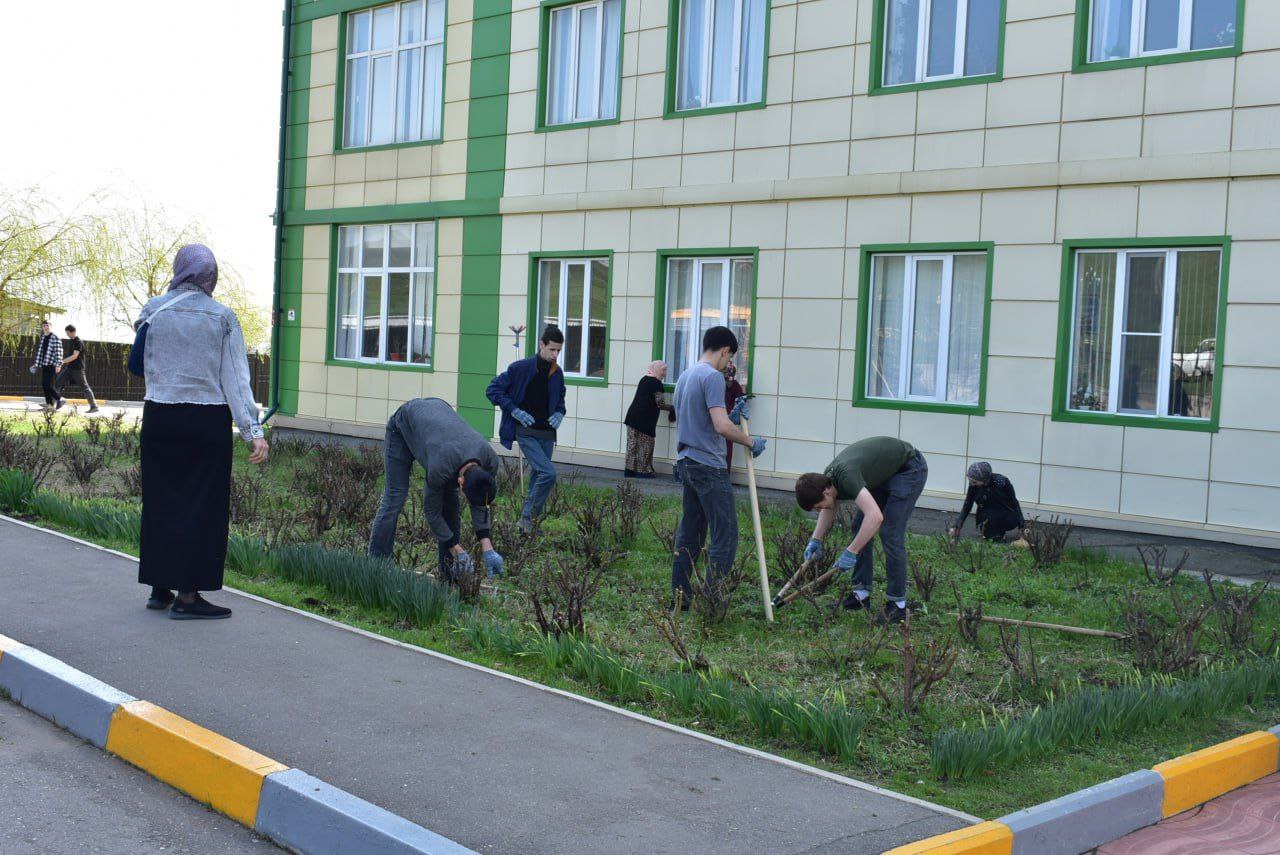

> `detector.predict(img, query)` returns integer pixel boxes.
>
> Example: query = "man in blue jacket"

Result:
[487,325,567,534]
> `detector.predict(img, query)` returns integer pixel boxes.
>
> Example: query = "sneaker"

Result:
[54,399,65,411]
[876,601,908,625]
[840,591,870,611]
[87,406,100,414]
[169,594,232,620]
[146,588,175,610]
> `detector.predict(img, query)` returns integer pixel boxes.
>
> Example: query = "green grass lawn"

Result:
[6,409,1280,819]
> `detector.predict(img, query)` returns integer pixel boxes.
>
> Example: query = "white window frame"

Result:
[536,257,609,379]
[664,255,753,384]
[335,223,436,367]
[1088,0,1231,62]
[546,0,618,126]
[1067,247,1220,420]
[675,0,762,111]
[867,251,986,404]
[343,0,445,148]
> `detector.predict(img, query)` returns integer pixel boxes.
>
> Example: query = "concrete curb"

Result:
[884,726,1280,855]
[0,631,475,854]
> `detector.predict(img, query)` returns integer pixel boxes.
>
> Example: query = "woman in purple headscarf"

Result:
[948,461,1027,545]
[133,244,268,619]
[622,361,674,478]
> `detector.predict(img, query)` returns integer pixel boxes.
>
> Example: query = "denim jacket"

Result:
[134,285,263,441]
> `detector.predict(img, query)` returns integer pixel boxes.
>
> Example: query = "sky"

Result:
[1,1,284,339]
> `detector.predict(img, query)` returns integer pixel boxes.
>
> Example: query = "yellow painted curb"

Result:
[106,700,288,826]
[882,820,1013,854]
[1154,730,1280,817]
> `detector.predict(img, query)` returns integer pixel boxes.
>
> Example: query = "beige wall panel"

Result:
[851,92,918,140]
[793,47,856,102]
[1137,180,1228,236]
[846,196,912,245]
[789,142,851,179]
[1144,57,1235,115]
[300,328,327,363]
[910,192,982,242]
[1211,429,1280,488]
[794,0,857,53]
[914,130,985,170]
[1227,178,1280,240]
[917,84,988,135]
[984,356,1054,415]
[786,199,848,248]
[779,347,839,398]
[1225,241,1280,303]
[1059,117,1142,161]
[779,298,843,348]
[775,396,839,444]
[730,202,789,249]
[1120,474,1208,523]
[968,410,1044,463]
[1005,0,1076,20]
[1040,464,1121,512]
[677,205,732,246]
[1121,427,1211,480]
[783,248,846,298]
[836,405,901,447]
[1224,304,1280,367]
[1235,50,1280,107]
[1142,111,1232,157]
[900,410,970,457]
[987,301,1060,358]
[1218,367,1280,431]
[1208,482,1280,531]
[1233,106,1280,152]
[1061,67,1145,121]
[1002,16,1074,77]
[1041,419,1124,470]
[774,438,837,477]
[850,136,916,174]
[1056,185,1138,239]
[544,163,587,194]
[679,151,733,185]
[984,123,1060,166]
[303,226,330,260]
[586,160,632,192]
[990,244,1061,301]
[981,189,1058,245]
[791,98,853,145]
[985,74,1062,128]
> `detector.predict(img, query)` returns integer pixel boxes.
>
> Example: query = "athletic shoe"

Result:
[840,591,870,611]
[146,588,175,610]
[169,595,232,620]
[87,407,100,414]
[54,399,65,411]
[877,601,908,624]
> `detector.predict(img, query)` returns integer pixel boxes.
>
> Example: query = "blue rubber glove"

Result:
[833,549,858,575]
[729,397,750,425]
[804,538,823,563]
[483,549,504,577]
[548,411,564,429]
[750,437,767,458]
[511,408,535,427]
[450,550,475,581]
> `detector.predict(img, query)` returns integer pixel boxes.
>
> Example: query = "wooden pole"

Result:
[961,613,1127,640]
[740,417,773,622]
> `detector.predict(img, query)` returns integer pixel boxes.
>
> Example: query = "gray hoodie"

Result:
[391,398,499,546]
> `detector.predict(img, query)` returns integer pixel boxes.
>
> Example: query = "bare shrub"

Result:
[496,457,522,499]
[82,418,104,446]
[1137,544,1189,586]
[530,554,607,639]
[910,558,941,603]
[1202,570,1275,653]
[869,617,958,718]
[444,551,485,602]
[685,548,750,624]
[32,409,70,440]
[61,437,106,486]
[647,517,677,556]
[118,465,143,499]
[769,524,813,590]
[487,513,543,579]
[1119,588,1209,673]
[952,581,983,646]
[797,588,891,668]
[933,530,960,560]
[611,480,644,545]
[293,442,381,537]
[956,538,990,574]
[258,494,303,550]
[995,622,1039,685]
[1024,515,1074,567]
[643,596,709,671]
[0,427,56,487]
[229,466,269,525]
[540,470,581,520]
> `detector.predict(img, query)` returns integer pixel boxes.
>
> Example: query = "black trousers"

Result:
[39,366,59,405]
[977,508,1022,541]
[55,365,97,408]
[139,402,232,592]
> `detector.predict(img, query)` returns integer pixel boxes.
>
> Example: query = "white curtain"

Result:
[946,255,985,404]
[599,0,621,118]
[869,256,906,399]
[677,0,708,109]
[884,0,920,85]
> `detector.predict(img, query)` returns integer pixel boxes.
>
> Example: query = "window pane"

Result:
[1169,250,1219,418]
[349,11,372,53]
[547,7,574,125]
[414,222,435,267]
[729,259,753,383]
[362,226,386,268]
[372,5,396,50]
[339,226,361,268]
[709,0,737,104]
[587,260,609,378]
[389,224,413,267]
[387,272,410,363]
[575,5,600,121]
[1069,252,1116,411]
[1191,0,1235,49]
[910,259,943,398]
[666,259,696,381]
[739,0,766,102]
[344,57,370,147]
[1091,0,1134,61]
[869,256,906,399]
[677,0,708,109]
[885,0,921,85]
[699,262,726,356]
[423,43,443,138]
[926,0,959,77]
[426,0,445,40]
[947,254,985,404]
[1124,254,1165,333]
[564,262,585,374]
[412,272,433,364]
[370,54,395,145]
[336,273,360,359]
[600,0,622,118]
[400,0,423,42]
[362,275,383,359]
[1143,0,1179,51]
[1119,335,1159,413]
[963,0,1000,76]
[396,46,423,142]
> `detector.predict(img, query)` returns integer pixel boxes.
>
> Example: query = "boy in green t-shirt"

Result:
[793,437,928,623]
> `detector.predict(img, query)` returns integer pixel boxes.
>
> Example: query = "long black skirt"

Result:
[139,401,232,592]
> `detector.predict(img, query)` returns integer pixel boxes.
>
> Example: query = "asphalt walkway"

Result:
[0,518,967,854]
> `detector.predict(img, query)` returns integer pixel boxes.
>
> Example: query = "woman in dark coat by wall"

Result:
[623,360,673,478]
[134,244,269,619]
[948,461,1027,544]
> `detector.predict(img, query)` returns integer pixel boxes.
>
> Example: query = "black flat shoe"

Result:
[876,601,908,625]
[840,592,870,611]
[146,588,175,610]
[169,594,232,620]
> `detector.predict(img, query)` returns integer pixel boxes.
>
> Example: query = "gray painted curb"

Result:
[0,644,135,749]
[1270,725,1280,739]
[999,769,1164,855]
[255,768,475,855]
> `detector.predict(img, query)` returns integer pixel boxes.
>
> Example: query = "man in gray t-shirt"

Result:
[669,326,766,607]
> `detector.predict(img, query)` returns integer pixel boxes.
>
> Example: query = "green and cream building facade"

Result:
[276,0,1280,544]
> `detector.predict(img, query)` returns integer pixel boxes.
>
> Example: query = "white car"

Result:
[1173,338,1216,378]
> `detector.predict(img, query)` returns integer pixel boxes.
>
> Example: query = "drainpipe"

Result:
[263,0,294,424]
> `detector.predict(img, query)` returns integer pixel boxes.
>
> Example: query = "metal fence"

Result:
[1,336,270,404]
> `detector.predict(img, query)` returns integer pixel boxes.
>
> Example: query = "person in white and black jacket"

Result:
[31,319,63,410]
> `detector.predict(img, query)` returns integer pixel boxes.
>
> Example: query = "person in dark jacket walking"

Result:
[948,461,1026,544]
[369,397,503,578]
[623,360,674,478]
[54,325,99,413]
[487,325,567,534]
[31,320,63,410]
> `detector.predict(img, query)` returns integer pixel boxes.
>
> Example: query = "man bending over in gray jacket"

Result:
[369,397,504,578]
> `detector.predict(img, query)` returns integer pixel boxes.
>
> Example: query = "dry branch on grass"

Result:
[869,616,958,718]
[1119,588,1209,673]
[1024,515,1074,567]
[1202,569,1276,651]
[643,596,709,671]
[995,621,1039,685]
[1137,544,1189,585]
[910,558,941,603]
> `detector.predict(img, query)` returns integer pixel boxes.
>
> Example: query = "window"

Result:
[335,223,435,366]
[343,0,445,149]
[661,255,754,384]
[1064,246,1221,421]
[879,0,1002,88]
[544,0,622,127]
[533,257,610,379]
[672,0,767,112]
[1086,0,1238,64]
[864,251,987,406]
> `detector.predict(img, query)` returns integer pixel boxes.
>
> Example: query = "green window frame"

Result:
[1071,0,1244,73]
[1051,236,1230,433]
[324,221,440,373]
[535,0,626,133]
[652,247,760,391]
[525,250,615,386]
[332,0,450,155]
[868,0,1006,95]
[662,0,772,119]
[853,243,993,415]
